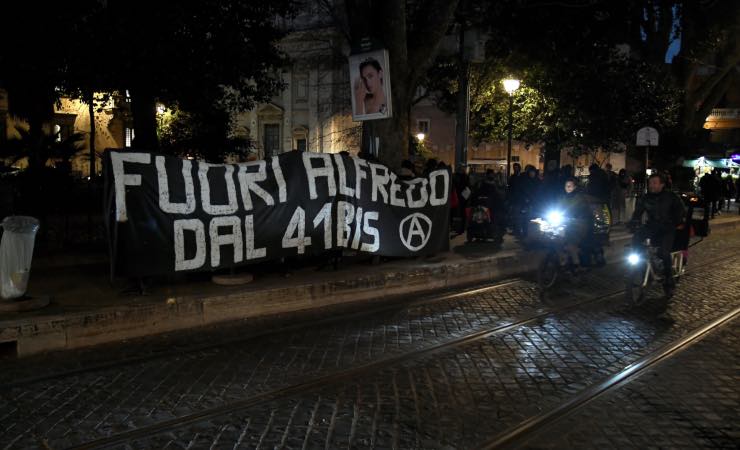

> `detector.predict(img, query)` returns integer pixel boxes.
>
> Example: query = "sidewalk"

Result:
[1,216,738,358]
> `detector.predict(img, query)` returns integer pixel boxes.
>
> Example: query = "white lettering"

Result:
[333,153,355,197]
[405,179,429,208]
[209,216,243,267]
[313,202,333,249]
[336,201,355,248]
[369,163,389,204]
[237,160,274,210]
[351,207,363,249]
[157,156,196,215]
[303,153,336,200]
[111,151,151,222]
[429,170,450,206]
[388,172,406,207]
[244,215,266,260]
[361,211,380,253]
[352,157,368,200]
[199,163,239,215]
[271,156,287,203]
[174,219,206,271]
[282,207,311,254]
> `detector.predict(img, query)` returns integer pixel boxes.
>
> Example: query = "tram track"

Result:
[4,239,735,391]
[63,251,740,449]
[0,278,525,390]
[479,306,740,449]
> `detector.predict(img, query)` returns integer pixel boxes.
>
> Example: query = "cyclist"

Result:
[629,172,686,297]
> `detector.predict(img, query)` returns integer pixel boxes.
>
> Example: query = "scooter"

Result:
[532,210,592,298]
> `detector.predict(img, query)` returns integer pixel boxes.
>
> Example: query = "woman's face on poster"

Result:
[361,65,382,95]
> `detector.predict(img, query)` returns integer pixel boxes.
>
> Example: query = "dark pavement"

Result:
[0,231,738,449]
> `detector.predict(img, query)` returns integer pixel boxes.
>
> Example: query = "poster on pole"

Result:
[349,49,393,121]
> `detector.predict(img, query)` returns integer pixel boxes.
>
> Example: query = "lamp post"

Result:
[502,78,520,182]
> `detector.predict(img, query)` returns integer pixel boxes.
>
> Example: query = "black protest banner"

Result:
[103,150,451,277]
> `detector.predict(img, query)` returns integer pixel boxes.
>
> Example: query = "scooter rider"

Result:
[629,173,686,296]
[559,177,592,271]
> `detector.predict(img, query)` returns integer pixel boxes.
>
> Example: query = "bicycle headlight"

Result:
[545,210,564,227]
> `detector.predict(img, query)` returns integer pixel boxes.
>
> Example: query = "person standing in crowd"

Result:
[507,163,523,235]
[586,163,610,205]
[472,169,505,240]
[452,165,471,235]
[557,164,575,194]
[615,169,632,224]
[605,163,619,217]
[719,173,732,212]
[725,175,736,212]
[514,165,540,237]
[699,170,720,218]
[541,160,562,207]
[508,163,522,190]
[423,158,438,177]
[399,159,416,181]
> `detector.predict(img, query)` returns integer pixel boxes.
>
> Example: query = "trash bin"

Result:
[0,216,40,300]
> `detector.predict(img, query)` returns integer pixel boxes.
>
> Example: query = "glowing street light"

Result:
[503,78,520,95]
[416,132,426,142]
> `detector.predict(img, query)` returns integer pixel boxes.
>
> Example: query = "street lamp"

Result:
[416,132,425,142]
[503,78,520,183]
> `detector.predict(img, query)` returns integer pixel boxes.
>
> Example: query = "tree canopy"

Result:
[429,0,737,164]
[0,0,295,155]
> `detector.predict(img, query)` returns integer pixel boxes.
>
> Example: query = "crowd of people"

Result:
[361,153,738,248]
[442,161,637,242]
[698,169,739,218]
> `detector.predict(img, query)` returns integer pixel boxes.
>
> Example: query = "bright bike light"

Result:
[545,210,564,227]
[627,253,640,265]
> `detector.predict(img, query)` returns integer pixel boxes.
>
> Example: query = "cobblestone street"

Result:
[1,231,738,449]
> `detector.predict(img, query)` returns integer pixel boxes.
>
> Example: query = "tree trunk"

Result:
[130,89,159,150]
[362,96,410,170]
[27,116,45,172]
[345,0,459,171]
[87,90,97,179]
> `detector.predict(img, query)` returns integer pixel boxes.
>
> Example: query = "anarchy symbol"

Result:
[399,213,432,252]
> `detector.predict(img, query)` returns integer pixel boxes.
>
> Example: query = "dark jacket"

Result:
[586,167,610,203]
[699,173,720,201]
[631,189,686,232]
[559,191,593,224]
[558,190,592,241]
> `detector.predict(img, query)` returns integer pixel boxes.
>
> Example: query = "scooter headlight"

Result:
[627,253,640,265]
[545,210,564,227]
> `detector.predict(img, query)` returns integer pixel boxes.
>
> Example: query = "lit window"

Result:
[54,124,62,142]
[125,90,131,103]
[295,76,308,101]
[125,127,135,147]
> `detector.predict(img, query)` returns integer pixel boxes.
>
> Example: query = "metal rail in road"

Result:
[65,251,739,450]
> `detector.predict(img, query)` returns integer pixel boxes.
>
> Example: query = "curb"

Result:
[1,249,543,357]
[1,224,736,357]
